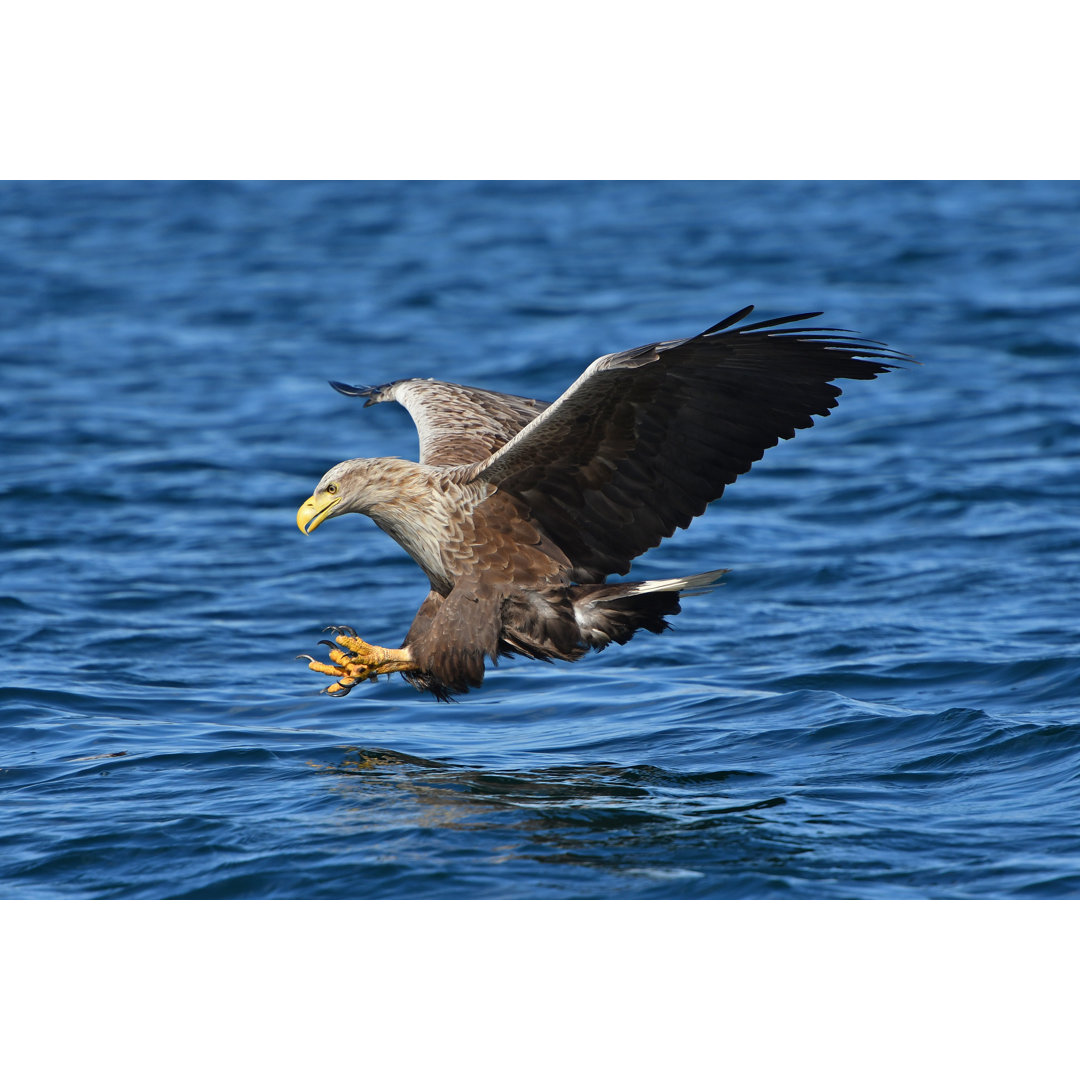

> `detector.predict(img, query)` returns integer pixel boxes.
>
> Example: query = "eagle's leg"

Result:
[301,631,418,696]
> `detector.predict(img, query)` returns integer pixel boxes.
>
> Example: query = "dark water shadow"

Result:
[316,746,782,815]
[305,747,798,895]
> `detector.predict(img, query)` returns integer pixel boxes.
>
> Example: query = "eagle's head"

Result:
[296,457,435,535]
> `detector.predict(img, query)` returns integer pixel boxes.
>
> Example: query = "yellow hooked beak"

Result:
[297,491,342,534]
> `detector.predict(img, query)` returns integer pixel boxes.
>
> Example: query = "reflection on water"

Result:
[309,748,792,889]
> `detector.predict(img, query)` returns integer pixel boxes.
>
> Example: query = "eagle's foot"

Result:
[299,629,417,696]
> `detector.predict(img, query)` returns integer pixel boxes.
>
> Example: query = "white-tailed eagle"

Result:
[296,306,906,700]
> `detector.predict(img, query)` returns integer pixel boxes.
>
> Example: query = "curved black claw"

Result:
[296,654,316,663]
[322,682,355,698]
[323,625,358,638]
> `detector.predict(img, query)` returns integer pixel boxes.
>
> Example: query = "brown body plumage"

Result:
[296,306,907,700]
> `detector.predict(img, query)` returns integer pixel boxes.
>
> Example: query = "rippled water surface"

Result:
[3,180,1079,898]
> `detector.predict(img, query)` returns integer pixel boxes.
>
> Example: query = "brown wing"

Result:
[450,307,910,581]
[330,378,550,467]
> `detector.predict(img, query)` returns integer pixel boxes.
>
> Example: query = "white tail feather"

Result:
[625,569,729,597]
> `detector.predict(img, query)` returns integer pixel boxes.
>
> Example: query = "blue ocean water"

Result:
[2,180,1079,899]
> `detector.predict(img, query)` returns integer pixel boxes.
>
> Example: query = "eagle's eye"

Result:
[326,482,339,495]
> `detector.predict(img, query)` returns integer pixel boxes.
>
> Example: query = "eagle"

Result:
[296,306,906,700]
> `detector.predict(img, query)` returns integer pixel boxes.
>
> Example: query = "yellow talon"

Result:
[306,659,348,677]
[301,630,418,695]
[334,633,373,654]
[325,678,358,695]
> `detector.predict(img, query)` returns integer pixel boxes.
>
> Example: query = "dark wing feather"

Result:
[330,378,550,467]
[451,308,910,581]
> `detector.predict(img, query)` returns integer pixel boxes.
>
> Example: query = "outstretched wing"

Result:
[330,378,551,467]
[450,307,910,581]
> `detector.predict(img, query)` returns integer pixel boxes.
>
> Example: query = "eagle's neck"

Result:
[360,460,484,594]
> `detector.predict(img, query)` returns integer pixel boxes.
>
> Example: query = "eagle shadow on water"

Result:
[296,306,909,701]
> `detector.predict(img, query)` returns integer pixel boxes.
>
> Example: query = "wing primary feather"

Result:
[328,380,392,406]
[698,305,755,336]
[735,311,824,333]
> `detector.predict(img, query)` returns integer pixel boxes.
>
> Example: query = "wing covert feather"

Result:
[331,378,550,466]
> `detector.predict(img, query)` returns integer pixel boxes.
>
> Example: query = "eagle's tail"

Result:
[571,569,728,651]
